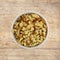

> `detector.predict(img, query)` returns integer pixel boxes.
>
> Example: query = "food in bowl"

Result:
[13,13,47,47]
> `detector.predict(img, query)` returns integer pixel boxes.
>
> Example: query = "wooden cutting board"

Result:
[0,0,60,60]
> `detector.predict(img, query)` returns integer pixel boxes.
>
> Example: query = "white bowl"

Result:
[11,11,49,49]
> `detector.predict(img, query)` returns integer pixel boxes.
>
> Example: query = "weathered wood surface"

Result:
[0,0,60,60]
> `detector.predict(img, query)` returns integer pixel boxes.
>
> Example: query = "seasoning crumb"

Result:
[13,13,47,47]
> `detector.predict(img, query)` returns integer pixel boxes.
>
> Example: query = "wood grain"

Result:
[0,0,60,60]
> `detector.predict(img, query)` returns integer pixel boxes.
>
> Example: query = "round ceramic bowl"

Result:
[11,11,48,48]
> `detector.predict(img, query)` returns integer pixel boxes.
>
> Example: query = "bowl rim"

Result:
[11,11,49,49]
